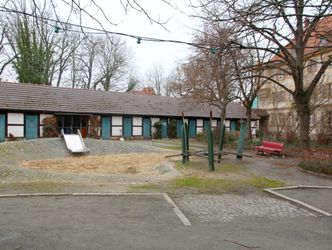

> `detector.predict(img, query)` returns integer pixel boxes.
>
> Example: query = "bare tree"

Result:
[51,28,84,87]
[231,34,272,139]
[194,0,332,148]
[178,23,237,123]
[0,22,14,78]
[166,65,187,97]
[93,36,129,91]
[146,64,166,95]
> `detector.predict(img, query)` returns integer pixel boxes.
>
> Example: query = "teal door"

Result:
[188,119,196,138]
[160,118,168,138]
[176,119,183,138]
[101,116,111,139]
[230,120,237,132]
[0,114,5,142]
[143,118,151,139]
[203,120,211,133]
[123,117,132,139]
[25,114,38,140]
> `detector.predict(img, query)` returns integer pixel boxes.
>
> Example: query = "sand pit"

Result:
[21,153,169,176]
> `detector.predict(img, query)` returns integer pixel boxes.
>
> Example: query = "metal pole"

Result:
[236,120,247,160]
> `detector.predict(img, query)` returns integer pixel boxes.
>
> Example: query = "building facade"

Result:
[257,17,332,138]
[0,82,260,142]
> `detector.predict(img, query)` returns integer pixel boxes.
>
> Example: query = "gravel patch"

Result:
[0,138,176,186]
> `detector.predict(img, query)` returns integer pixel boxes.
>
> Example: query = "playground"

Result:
[0,125,332,249]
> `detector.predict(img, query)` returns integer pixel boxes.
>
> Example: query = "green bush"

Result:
[196,132,206,142]
[42,117,59,138]
[298,160,332,176]
[224,131,238,143]
[168,119,177,139]
[153,121,162,139]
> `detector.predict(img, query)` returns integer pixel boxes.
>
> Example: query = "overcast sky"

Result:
[80,0,200,82]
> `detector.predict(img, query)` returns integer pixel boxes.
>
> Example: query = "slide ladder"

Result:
[61,129,90,154]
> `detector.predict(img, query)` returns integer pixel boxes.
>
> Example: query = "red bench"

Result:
[256,141,285,157]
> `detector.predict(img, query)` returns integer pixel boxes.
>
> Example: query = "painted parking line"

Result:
[264,185,332,217]
[0,192,191,226]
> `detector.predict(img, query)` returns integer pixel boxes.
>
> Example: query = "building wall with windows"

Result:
[257,49,332,136]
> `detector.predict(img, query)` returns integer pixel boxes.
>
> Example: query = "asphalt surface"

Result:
[276,188,332,214]
[1,195,331,250]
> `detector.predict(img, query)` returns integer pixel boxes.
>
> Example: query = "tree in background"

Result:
[195,0,332,148]
[146,64,166,95]
[174,23,237,122]
[231,34,272,139]
[11,12,54,84]
[0,21,14,78]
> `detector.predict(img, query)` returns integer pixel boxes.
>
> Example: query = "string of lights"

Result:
[0,6,332,53]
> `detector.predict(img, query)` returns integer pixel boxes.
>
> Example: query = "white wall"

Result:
[7,126,24,137]
[197,127,203,133]
[112,116,122,125]
[196,119,203,134]
[7,113,24,137]
[132,117,142,136]
[112,116,122,136]
[133,117,142,126]
[112,127,122,136]
[8,113,24,124]
[133,127,142,136]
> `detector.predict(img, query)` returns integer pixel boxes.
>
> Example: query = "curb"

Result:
[297,167,332,180]
[264,185,332,217]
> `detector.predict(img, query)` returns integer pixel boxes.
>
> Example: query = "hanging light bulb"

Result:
[54,25,60,33]
[210,47,218,54]
[137,37,142,44]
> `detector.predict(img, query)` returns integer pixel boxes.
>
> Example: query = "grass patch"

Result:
[173,176,236,190]
[172,176,284,191]
[130,183,157,190]
[298,160,332,176]
[247,177,285,188]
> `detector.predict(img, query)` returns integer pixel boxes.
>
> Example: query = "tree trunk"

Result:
[295,95,311,149]
[246,106,252,140]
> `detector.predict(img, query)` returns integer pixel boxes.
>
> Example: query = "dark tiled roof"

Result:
[0,82,259,119]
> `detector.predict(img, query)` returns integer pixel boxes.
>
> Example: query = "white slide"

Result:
[61,129,90,154]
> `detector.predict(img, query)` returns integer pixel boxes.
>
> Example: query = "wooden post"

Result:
[236,120,247,160]
[182,112,189,164]
[218,122,226,163]
[208,111,214,171]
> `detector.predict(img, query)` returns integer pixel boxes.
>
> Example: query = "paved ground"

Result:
[276,188,332,214]
[0,194,331,250]
[1,139,332,249]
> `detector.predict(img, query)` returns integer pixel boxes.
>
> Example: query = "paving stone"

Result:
[175,194,318,223]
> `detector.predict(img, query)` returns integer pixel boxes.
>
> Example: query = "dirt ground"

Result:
[21,153,169,176]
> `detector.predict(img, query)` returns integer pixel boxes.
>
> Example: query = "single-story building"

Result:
[0,82,260,141]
